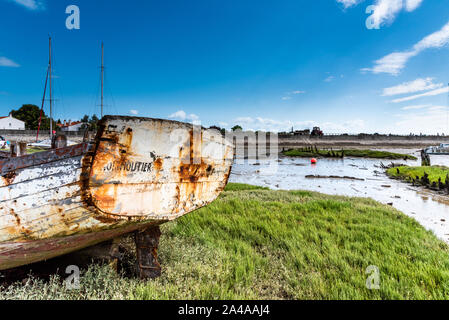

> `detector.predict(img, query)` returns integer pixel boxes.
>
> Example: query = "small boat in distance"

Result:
[424,143,449,155]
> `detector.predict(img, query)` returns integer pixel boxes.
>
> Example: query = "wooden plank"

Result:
[0,143,89,175]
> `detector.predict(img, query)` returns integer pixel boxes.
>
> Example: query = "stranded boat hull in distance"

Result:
[0,116,233,271]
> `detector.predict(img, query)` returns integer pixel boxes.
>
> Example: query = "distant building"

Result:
[57,120,83,132]
[0,113,25,130]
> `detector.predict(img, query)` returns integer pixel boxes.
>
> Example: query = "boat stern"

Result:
[85,116,234,221]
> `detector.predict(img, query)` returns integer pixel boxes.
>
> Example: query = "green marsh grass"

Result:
[283,149,417,160]
[387,166,449,184]
[1,183,448,300]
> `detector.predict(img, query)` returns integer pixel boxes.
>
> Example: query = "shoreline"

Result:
[281,148,417,160]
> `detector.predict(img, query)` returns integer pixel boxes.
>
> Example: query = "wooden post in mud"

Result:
[421,149,431,166]
[18,142,27,156]
[134,226,162,279]
[10,142,17,157]
[446,174,449,194]
[51,134,67,149]
[10,142,27,157]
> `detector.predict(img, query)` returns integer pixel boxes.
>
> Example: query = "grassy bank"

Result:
[283,148,417,160]
[1,148,46,154]
[387,166,449,185]
[1,183,448,300]
[27,148,46,154]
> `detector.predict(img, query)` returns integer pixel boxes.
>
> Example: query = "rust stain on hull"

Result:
[86,116,233,220]
[1,171,16,186]
[0,116,234,270]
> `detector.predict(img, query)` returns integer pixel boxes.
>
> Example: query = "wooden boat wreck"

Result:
[0,116,233,277]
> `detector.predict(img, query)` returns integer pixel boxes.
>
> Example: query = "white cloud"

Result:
[324,76,335,82]
[370,0,403,29]
[401,104,430,110]
[428,105,447,111]
[364,20,449,75]
[233,116,365,133]
[414,21,449,51]
[129,109,139,115]
[391,86,449,103]
[10,0,44,10]
[322,119,366,133]
[235,117,254,124]
[168,110,199,122]
[362,51,416,75]
[395,106,449,134]
[282,90,305,100]
[337,0,364,8]
[405,0,423,11]
[382,78,443,96]
[169,110,187,119]
[0,57,19,67]
[339,0,423,28]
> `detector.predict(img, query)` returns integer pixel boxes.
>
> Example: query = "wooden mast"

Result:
[101,42,104,118]
[49,36,53,139]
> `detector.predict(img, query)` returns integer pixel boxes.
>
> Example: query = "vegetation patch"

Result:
[387,166,449,192]
[27,148,46,154]
[1,183,448,300]
[283,147,416,160]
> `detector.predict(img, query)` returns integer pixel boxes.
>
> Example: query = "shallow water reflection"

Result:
[229,149,449,243]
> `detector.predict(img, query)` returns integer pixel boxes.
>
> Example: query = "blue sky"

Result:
[1,0,449,134]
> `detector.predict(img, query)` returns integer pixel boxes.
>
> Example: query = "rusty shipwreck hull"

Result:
[0,116,234,270]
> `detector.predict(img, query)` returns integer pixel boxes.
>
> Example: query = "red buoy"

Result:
[311,158,317,164]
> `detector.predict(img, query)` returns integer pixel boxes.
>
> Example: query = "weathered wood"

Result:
[421,149,431,166]
[0,143,89,175]
[51,134,67,149]
[135,226,162,279]
[0,116,234,271]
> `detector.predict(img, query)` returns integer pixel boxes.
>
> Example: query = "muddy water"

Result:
[229,149,449,243]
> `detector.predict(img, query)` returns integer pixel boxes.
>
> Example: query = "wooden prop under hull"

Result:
[0,116,233,270]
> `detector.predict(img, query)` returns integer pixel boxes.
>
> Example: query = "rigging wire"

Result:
[36,66,49,141]
[104,67,119,116]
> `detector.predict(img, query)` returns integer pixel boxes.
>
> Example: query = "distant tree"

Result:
[40,117,57,131]
[11,104,52,130]
[209,125,227,136]
[80,114,90,130]
[89,114,100,130]
[232,125,243,131]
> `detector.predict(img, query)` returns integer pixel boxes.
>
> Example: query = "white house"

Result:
[58,120,83,132]
[0,114,25,130]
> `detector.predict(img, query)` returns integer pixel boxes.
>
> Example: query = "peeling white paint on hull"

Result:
[0,116,234,270]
